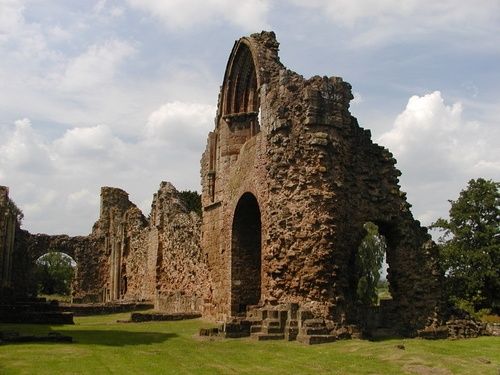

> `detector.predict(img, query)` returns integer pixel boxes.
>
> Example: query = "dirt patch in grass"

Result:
[404,364,452,375]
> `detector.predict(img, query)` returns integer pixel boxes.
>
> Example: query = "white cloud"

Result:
[290,0,500,47]
[0,0,25,42]
[109,6,124,18]
[144,101,215,150]
[126,0,270,31]
[377,91,500,226]
[0,118,53,174]
[379,91,462,157]
[291,0,415,26]
[22,188,58,218]
[46,25,71,43]
[1,0,498,242]
[0,101,213,235]
[66,189,98,211]
[60,39,135,91]
[93,0,107,14]
[291,0,499,26]
[351,91,363,105]
[0,0,54,61]
[93,0,124,19]
[0,120,128,234]
[54,125,125,159]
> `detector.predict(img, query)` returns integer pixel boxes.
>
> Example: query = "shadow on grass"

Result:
[59,329,178,346]
[1,325,177,347]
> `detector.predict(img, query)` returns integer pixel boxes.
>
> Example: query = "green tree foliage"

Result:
[356,222,387,305]
[35,252,75,296]
[431,178,500,314]
[179,190,202,215]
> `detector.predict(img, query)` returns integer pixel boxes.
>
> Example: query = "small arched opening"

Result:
[231,193,262,315]
[35,251,76,302]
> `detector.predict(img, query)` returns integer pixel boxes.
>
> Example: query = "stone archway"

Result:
[231,193,262,315]
[9,232,93,300]
[35,251,77,297]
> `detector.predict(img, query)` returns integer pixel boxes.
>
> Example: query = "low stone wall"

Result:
[446,319,487,339]
[155,293,203,314]
[72,293,103,304]
[485,323,500,336]
[418,318,490,340]
[130,312,201,322]
[59,302,153,316]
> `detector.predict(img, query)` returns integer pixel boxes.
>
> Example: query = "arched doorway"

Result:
[35,251,76,302]
[231,193,261,315]
[354,222,392,307]
[350,220,400,336]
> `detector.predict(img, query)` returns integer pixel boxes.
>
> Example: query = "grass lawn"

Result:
[0,312,499,374]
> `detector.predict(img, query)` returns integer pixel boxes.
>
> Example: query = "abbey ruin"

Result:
[1,32,451,342]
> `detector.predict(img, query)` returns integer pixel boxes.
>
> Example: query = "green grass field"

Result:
[1,312,499,374]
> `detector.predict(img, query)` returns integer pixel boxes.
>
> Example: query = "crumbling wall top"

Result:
[0,186,9,207]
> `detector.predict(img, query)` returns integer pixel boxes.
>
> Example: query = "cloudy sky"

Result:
[1,0,499,236]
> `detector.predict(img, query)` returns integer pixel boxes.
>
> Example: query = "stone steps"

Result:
[250,325,283,334]
[251,332,285,341]
[263,318,282,327]
[296,319,336,344]
[250,325,262,333]
[207,304,357,345]
[300,326,330,336]
[284,319,299,341]
[302,318,326,328]
[296,334,337,345]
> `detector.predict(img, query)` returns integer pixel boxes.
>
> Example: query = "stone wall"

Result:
[0,186,18,297]
[149,182,213,315]
[0,187,106,301]
[75,182,212,312]
[4,32,445,335]
[10,232,96,300]
[200,31,443,334]
[5,183,211,315]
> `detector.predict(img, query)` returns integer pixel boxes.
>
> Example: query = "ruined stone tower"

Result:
[201,31,442,333]
[0,186,17,294]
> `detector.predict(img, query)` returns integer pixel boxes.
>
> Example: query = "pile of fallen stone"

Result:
[446,319,487,339]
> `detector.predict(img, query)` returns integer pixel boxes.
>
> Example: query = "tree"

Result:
[431,178,500,314]
[35,252,75,296]
[355,222,387,306]
[179,190,202,215]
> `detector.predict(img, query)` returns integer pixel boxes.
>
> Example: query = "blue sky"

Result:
[1,0,499,235]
